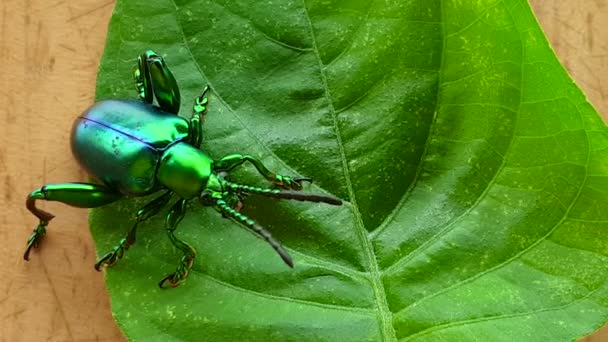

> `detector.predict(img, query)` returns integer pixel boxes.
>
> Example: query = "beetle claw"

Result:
[23,240,37,261]
[94,252,115,270]
[158,274,182,288]
[95,238,130,270]
[158,255,193,288]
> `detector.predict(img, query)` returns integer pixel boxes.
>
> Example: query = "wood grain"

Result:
[0,0,605,341]
[531,0,608,121]
[0,1,123,340]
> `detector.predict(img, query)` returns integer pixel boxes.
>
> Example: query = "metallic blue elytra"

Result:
[72,100,190,196]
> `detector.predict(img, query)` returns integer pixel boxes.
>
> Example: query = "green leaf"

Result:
[93,0,608,340]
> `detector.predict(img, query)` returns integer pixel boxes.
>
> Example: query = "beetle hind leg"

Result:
[95,191,172,270]
[133,50,181,114]
[24,183,122,260]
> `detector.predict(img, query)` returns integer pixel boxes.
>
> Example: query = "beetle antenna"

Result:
[225,182,342,206]
[214,199,293,268]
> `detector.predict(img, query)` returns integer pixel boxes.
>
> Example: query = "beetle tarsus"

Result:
[158,274,180,288]
[158,255,194,288]
[95,238,130,270]
[95,191,172,271]
[94,253,114,270]
[23,222,48,260]
[188,86,210,147]
[160,199,196,287]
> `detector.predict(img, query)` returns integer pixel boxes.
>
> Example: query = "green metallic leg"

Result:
[214,154,311,190]
[24,183,122,260]
[133,50,181,114]
[159,199,196,288]
[188,85,210,148]
[215,171,245,212]
[95,191,172,270]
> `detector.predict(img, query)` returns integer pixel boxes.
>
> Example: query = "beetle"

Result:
[23,50,342,288]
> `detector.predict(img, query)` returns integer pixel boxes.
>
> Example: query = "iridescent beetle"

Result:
[24,50,342,287]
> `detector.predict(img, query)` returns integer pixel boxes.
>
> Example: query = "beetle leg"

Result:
[95,191,172,270]
[159,198,196,288]
[214,172,245,212]
[214,154,312,190]
[188,85,210,148]
[24,183,122,260]
[133,53,152,104]
[133,50,181,114]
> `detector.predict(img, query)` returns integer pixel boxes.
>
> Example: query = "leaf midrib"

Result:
[299,1,395,340]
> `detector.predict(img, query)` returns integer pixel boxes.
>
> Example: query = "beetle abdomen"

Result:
[70,100,190,196]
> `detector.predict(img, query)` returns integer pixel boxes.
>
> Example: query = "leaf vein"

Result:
[192,270,376,315]
[381,1,521,274]
[394,124,590,318]
[301,0,395,340]
[402,279,603,341]
[206,0,312,52]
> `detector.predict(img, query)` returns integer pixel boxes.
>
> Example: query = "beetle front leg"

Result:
[188,85,210,148]
[159,199,196,288]
[214,154,312,190]
[24,183,122,260]
[95,191,172,270]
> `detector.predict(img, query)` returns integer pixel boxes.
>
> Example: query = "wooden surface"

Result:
[0,1,123,340]
[0,0,606,341]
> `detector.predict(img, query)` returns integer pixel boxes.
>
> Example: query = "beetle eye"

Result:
[199,191,214,206]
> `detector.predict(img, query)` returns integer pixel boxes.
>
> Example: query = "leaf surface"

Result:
[93,0,608,340]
